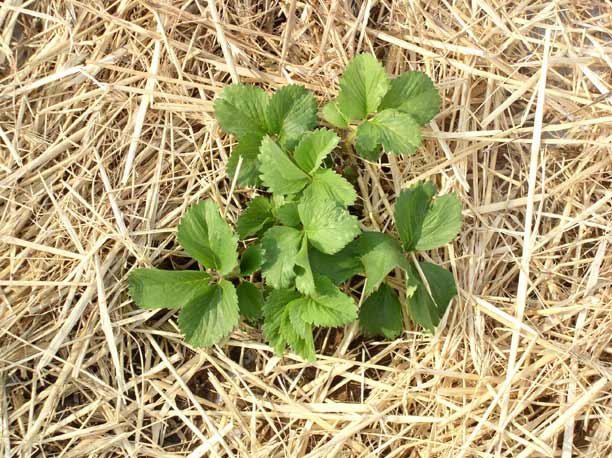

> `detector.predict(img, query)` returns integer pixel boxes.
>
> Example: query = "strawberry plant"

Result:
[128,54,462,360]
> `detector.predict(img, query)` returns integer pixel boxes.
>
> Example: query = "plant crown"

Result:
[128,54,462,360]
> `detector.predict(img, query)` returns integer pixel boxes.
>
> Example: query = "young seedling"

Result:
[128,54,462,361]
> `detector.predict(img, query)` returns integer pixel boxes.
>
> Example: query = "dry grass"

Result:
[1,0,611,456]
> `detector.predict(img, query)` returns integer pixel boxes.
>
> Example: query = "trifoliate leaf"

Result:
[276,202,300,227]
[266,85,317,149]
[226,134,263,186]
[294,238,315,295]
[299,275,357,327]
[353,232,407,295]
[336,53,389,121]
[415,193,462,250]
[237,197,274,239]
[178,279,239,347]
[309,245,362,284]
[359,283,403,339]
[355,109,422,158]
[405,261,456,332]
[394,183,432,251]
[262,289,301,354]
[239,244,263,276]
[214,84,269,140]
[258,136,309,195]
[379,71,441,125]
[261,226,302,288]
[305,169,357,207]
[322,101,349,128]
[177,200,238,276]
[237,281,263,322]
[293,128,340,174]
[298,193,361,255]
[128,268,210,309]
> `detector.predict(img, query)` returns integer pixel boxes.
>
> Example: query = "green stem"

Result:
[345,126,357,150]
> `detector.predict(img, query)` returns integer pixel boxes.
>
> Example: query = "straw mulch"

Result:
[1,1,611,457]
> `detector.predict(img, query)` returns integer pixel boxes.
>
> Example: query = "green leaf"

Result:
[322,101,349,128]
[405,266,434,331]
[293,128,340,174]
[353,232,407,295]
[405,262,456,331]
[178,279,239,347]
[336,53,389,121]
[287,299,311,339]
[258,136,309,195]
[356,109,422,158]
[261,226,302,288]
[306,169,357,207]
[355,121,382,160]
[177,200,238,276]
[298,192,361,255]
[359,283,403,339]
[239,244,263,276]
[237,281,263,322]
[379,71,441,125]
[237,197,274,239]
[394,183,432,251]
[415,194,462,250]
[214,84,269,140]
[299,275,357,327]
[309,245,362,284]
[394,182,461,251]
[271,193,290,209]
[128,268,210,309]
[294,238,315,295]
[420,181,438,200]
[282,300,316,360]
[266,85,317,149]
[226,134,262,186]
[276,202,300,227]
[262,289,301,354]
[420,262,457,316]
